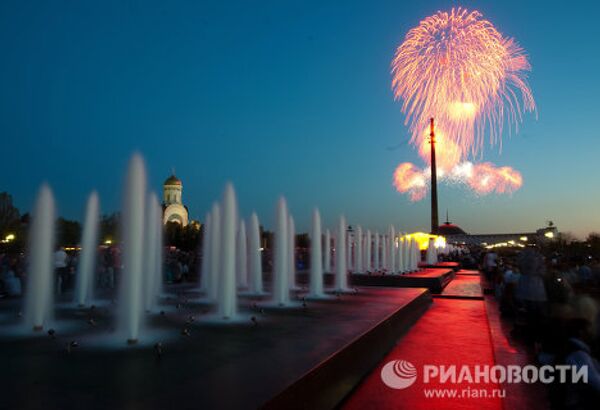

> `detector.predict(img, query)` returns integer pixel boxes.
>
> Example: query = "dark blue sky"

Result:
[1,0,599,237]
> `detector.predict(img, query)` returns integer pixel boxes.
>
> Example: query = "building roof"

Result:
[437,222,467,236]
[164,174,182,186]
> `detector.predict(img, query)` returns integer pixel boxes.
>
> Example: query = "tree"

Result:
[165,221,182,248]
[586,233,600,257]
[296,233,309,249]
[0,192,20,238]
[164,222,200,251]
[57,218,81,247]
[100,213,120,244]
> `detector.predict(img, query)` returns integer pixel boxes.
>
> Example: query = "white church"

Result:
[162,174,189,226]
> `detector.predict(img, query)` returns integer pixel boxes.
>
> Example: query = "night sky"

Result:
[1,0,599,237]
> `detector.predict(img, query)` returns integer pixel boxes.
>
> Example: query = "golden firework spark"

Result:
[391,7,535,158]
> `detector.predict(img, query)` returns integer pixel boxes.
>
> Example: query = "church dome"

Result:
[437,222,466,236]
[164,175,182,186]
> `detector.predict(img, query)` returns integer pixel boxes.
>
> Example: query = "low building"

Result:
[437,217,558,247]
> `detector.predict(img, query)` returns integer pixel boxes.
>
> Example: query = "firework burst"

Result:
[392,7,535,158]
[392,160,522,202]
[391,8,535,200]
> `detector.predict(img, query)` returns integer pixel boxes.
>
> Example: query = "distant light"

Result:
[104,239,112,245]
[434,236,446,249]
[1,234,15,243]
[259,247,264,252]
[520,236,528,241]
[402,232,444,250]
[545,231,554,239]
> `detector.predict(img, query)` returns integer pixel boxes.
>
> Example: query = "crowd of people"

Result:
[0,252,25,296]
[482,248,600,409]
[0,245,201,299]
[164,248,196,283]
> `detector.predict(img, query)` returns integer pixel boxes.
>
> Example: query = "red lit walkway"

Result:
[435,273,484,300]
[342,271,550,410]
[343,297,501,410]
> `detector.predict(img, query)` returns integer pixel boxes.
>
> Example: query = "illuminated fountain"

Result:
[288,214,298,290]
[374,232,380,272]
[399,235,405,273]
[346,229,352,273]
[381,235,387,271]
[208,202,221,301]
[355,226,363,273]
[388,226,396,274]
[143,193,162,312]
[248,212,264,294]
[405,238,412,271]
[324,229,331,273]
[153,199,164,302]
[365,230,371,273]
[411,238,421,270]
[308,208,324,298]
[199,212,211,292]
[426,238,438,265]
[398,235,406,274]
[392,234,399,274]
[24,184,56,331]
[217,183,238,319]
[333,216,350,292]
[398,234,403,272]
[272,197,290,306]
[74,191,99,307]
[404,237,413,272]
[237,219,248,289]
[118,154,147,344]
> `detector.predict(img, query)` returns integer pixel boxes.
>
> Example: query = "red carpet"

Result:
[456,269,481,276]
[436,274,483,299]
[403,268,453,278]
[343,299,501,410]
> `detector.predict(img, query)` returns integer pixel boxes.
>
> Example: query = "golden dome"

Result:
[164,175,182,186]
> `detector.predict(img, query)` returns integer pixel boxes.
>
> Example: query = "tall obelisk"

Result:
[429,118,439,234]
